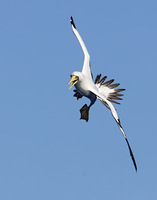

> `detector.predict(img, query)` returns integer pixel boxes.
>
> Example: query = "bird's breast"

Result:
[75,79,96,103]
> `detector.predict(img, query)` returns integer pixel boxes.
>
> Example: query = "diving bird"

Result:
[69,16,137,171]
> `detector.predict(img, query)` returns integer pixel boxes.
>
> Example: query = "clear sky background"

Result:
[0,0,157,199]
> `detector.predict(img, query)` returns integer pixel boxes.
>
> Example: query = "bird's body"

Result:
[69,16,137,171]
[72,71,97,104]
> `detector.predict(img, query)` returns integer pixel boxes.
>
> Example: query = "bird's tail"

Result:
[95,74,125,105]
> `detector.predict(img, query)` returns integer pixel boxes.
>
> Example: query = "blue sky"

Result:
[0,0,157,199]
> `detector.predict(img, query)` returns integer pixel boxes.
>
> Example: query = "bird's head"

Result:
[69,71,82,89]
[69,75,79,89]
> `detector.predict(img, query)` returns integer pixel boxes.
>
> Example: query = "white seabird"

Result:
[69,16,137,171]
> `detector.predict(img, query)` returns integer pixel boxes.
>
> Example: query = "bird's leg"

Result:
[79,103,92,122]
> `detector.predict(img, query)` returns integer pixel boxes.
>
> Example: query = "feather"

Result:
[108,83,120,89]
[94,74,101,84]
[100,99,111,110]
[107,98,120,104]
[108,95,123,100]
[99,76,107,84]
[102,79,114,86]
[114,89,126,92]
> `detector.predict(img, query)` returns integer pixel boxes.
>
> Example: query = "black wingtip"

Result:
[125,138,137,172]
[70,16,76,29]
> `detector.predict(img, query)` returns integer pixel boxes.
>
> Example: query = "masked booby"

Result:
[69,16,137,171]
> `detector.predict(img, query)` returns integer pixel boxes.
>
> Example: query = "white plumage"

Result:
[69,16,137,171]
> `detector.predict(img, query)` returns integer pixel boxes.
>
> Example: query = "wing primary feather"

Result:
[117,119,137,171]
[125,137,137,171]
[70,16,76,29]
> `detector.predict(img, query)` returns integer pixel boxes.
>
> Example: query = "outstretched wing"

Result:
[70,16,93,81]
[89,86,137,171]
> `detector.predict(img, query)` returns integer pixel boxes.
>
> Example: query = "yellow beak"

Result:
[69,75,78,89]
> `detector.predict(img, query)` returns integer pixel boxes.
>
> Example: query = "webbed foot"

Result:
[80,104,89,122]
[73,90,83,100]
